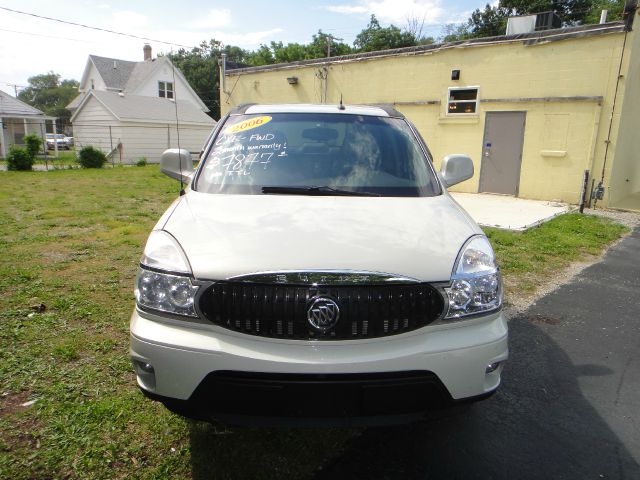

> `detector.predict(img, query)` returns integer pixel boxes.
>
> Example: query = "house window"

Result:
[447,87,479,115]
[159,81,174,99]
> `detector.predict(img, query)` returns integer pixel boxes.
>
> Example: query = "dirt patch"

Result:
[0,390,34,417]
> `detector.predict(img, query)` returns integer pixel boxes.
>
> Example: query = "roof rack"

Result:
[369,104,405,118]
[229,103,257,115]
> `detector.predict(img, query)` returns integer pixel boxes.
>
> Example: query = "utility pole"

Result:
[325,34,343,57]
[8,83,19,97]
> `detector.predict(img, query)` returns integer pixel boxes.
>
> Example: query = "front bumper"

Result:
[130,309,508,421]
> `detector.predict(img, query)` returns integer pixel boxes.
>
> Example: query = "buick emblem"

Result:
[307,297,340,332]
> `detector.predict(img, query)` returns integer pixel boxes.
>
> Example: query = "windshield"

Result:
[46,134,65,139]
[195,113,441,197]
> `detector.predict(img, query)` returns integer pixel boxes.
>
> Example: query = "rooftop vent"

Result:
[506,11,561,35]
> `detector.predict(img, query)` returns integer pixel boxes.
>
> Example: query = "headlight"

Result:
[445,235,502,319]
[135,268,199,317]
[135,230,199,317]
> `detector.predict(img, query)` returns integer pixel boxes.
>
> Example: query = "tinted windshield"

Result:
[196,113,441,197]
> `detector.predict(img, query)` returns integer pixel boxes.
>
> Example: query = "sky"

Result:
[0,0,494,96]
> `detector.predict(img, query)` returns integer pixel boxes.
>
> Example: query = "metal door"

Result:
[479,112,526,196]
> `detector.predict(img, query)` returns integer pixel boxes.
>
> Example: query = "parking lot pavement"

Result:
[316,228,640,480]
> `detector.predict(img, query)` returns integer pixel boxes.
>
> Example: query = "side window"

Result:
[159,81,174,99]
[447,87,479,115]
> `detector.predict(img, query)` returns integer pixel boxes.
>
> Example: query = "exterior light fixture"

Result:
[287,77,299,85]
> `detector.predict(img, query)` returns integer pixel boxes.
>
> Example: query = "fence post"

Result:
[39,123,48,170]
[109,125,114,167]
[52,120,59,158]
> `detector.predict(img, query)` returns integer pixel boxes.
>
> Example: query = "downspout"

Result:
[600,1,637,183]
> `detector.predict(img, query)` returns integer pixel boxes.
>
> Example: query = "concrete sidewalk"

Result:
[451,192,572,231]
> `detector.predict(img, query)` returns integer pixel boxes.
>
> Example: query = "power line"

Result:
[0,27,100,43]
[0,6,196,49]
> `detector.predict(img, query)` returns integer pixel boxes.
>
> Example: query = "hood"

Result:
[162,191,481,282]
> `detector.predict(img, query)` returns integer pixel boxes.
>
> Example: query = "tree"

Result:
[584,0,626,23]
[245,44,275,65]
[354,15,418,52]
[168,40,252,119]
[271,41,309,63]
[18,72,79,131]
[307,30,352,57]
[467,4,511,37]
[499,0,595,25]
[246,32,353,66]
[404,16,436,45]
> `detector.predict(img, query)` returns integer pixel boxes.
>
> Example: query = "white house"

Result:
[68,45,215,163]
[0,90,52,158]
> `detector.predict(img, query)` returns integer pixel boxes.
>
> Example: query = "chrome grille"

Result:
[198,282,445,340]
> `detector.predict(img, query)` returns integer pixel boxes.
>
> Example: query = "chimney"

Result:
[143,44,152,61]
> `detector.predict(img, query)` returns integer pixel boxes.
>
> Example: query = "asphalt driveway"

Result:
[315,227,640,480]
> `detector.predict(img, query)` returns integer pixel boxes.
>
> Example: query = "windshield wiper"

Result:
[262,186,380,197]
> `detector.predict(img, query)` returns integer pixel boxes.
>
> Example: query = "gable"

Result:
[129,57,209,111]
[70,94,118,123]
[80,61,108,92]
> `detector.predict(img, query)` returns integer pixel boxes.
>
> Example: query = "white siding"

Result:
[72,96,122,158]
[131,60,205,111]
[81,62,107,92]
[119,122,213,164]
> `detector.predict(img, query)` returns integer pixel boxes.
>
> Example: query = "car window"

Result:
[196,113,441,197]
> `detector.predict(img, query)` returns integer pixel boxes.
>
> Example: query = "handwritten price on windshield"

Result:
[210,152,275,175]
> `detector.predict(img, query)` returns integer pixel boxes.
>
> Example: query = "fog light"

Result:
[486,362,501,373]
[133,359,156,390]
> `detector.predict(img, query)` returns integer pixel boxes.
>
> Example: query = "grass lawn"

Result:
[0,167,629,479]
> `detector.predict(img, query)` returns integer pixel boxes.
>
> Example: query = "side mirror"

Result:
[440,154,474,188]
[160,148,194,183]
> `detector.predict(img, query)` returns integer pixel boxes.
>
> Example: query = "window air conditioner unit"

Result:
[535,11,562,31]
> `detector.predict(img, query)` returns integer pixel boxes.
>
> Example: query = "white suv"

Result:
[130,104,508,426]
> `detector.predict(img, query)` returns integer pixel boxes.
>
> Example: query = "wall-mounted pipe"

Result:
[220,53,227,95]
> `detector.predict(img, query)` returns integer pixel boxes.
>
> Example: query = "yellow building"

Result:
[221,9,640,211]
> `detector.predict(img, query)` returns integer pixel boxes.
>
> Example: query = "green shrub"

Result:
[7,146,33,171]
[23,134,42,160]
[135,157,147,167]
[78,146,106,168]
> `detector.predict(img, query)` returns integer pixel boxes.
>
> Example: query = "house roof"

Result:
[124,59,159,92]
[226,22,627,75]
[0,90,45,117]
[88,55,138,90]
[77,54,208,112]
[71,90,215,125]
